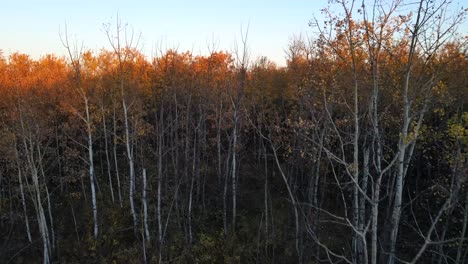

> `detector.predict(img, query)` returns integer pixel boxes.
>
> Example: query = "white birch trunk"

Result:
[123,100,137,230]
[15,146,32,243]
[23,137,50,264]
[223,142,230,235]
[85,99,98,239]
[352,79,360,264]
[217,105,222,186]
[157,107,163,246]
[232,107,238,232]
[142,168,150,242]
[359,147,369,264]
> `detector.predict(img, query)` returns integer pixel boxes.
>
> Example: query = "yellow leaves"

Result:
[70,192,82,200]
[136,129,145,137]
[432,80,449,98]
[449,123,466,140]
[136,122,153,137]
[448,112,468,145]
[82,50,99,76]
[400,127,418,145]
[433,108,446,117]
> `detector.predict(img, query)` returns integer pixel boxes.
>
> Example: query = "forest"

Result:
[0,0,467,263]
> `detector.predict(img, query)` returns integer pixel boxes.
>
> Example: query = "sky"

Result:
[1,1,466,67]
[0,0,328,66]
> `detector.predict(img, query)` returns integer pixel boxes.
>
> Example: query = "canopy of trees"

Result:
[0,1,466,263]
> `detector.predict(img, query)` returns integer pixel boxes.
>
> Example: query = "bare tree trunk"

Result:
[387,2,425,262]
[369,38,386,264]
[44,180,55,251]
[456,191,468,263]
[20,122,50,264]
[369,47,382,264]
[157,105,163,249]
[104,17,138,228]
[113,105,123,208]
[69,198,80,241]
[142,168,150,242]
[352,79,360,264]
[62,28,99,240]
[231,27,248,235]
[36,147,56,251]
[36,195,50,264]
[223,134,232,235]
[15,145,32,243]
[359,146,369,264]
[188,129,197,244]
[183,96,192,242]
[387,122,408,264]
[102,105,115,204]
[141,226,147,264]
[231,106,238,233]
[217,104,222,187]
[263,141,269,257]
[123,100,137,231]
[371,171,384,264]
[55,128,64,194]
[85,99,99,239]
[270,141,301,263]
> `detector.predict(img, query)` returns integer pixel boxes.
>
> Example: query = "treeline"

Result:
[0,0,467,263]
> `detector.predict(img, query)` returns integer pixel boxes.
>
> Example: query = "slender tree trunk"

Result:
[270,142,301,263]
[371,174,383,264]
[68,198,80,241]
[217,105,222,187]
[36,197,50,264]
[44,182,55,251]
[85,99,98,239]
[359,146,369,264]
[142,168,150,242]
[232,106,238,233]
[15,145,32,243]
[21,130,50,264]
[345,17,363,259]
[387,3,424,262]
[113,105,123,208]
[37,145,56,251]
[142,226,147,264]
[123,100,137,231]
[457,191,468,263]
[157,105,163,248]
[55,128,64,194]
[223,135,232,235]
[102,105,115,204]
[263,142,269,257]
[388,146,406,264]
[183,98,191,242]
[188,130,197,244]
[370,49,383,264]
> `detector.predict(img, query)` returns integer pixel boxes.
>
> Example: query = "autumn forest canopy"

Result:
[0,0,467,263]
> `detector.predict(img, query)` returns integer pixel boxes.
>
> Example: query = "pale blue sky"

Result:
[0,0,328,66]
[1,1,466,66]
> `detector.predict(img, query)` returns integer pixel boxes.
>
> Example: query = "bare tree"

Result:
[61,27,99,239]
[104,16,141,231]
[231,24,249,233]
